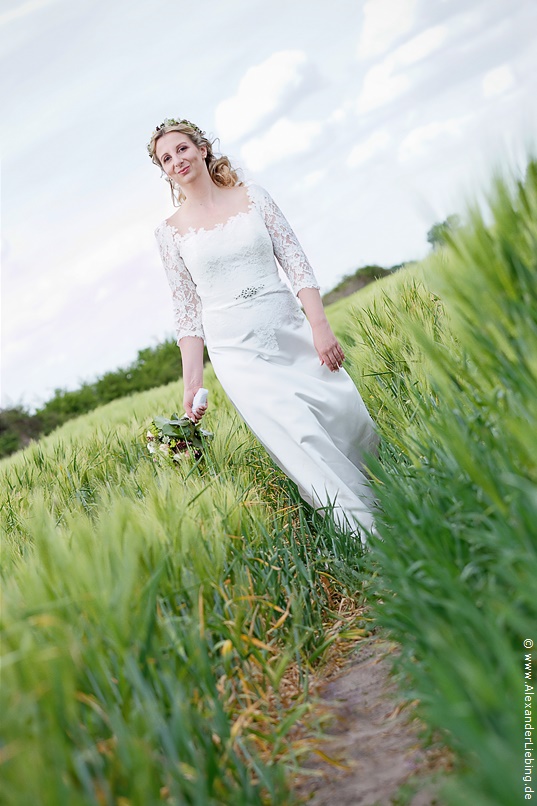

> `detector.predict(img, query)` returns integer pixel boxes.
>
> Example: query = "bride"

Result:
[148,118,379,540]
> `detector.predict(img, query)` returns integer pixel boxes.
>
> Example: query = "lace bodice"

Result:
[154,183,320,345]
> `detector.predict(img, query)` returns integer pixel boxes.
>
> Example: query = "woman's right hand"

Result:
[184,386,207,423]
[311,320,345,372]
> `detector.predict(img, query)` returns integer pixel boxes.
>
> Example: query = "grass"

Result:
[1,153,536,804]
[1,366,373,804]
[342,155,537,805]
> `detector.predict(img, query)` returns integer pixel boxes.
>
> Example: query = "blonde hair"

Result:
[147,121,242,206]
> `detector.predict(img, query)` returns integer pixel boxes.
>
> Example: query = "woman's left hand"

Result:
[311,320,345,372]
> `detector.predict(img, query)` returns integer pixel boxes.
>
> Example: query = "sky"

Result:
[1,0,536,413]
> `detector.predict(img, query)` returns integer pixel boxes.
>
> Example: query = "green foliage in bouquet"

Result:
[147,413,213,463]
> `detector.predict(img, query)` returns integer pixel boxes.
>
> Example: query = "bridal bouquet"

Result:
[146,413,213,464]
[146,390,212,464]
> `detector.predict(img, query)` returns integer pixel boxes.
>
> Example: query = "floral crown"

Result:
[147,118,204,158]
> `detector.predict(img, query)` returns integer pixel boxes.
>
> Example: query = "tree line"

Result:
[0,340,208,459]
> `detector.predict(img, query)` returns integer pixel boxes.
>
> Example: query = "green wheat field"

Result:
[1,156,536,805]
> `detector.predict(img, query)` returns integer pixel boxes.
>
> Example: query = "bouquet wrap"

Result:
[192,387,208,413]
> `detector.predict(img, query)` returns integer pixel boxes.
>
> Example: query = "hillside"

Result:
[321,261,413,307]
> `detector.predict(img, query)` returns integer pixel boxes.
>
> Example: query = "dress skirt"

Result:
[202,277,379,536]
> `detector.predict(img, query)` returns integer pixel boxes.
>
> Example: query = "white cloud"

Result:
[357,0,418,60]
[347,130,391,168]
[327,99,354,125]
[240,117,323,172]
[482,64,515,98]
[392,25,447,67]
[356,24,448,115]
[357,60,411,114]
[398,116,472,162]
[215,50,315,142]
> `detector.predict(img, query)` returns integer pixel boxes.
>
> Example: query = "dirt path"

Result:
[294,638,450,805]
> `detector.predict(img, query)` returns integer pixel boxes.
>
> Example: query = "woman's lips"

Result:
[178,166,189,175]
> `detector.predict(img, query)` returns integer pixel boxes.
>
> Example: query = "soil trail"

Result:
[295,638,448,805]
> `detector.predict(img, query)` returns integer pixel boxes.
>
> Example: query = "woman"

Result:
[148,118,379,540]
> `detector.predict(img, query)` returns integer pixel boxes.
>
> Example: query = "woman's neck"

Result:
[182,174,221,210]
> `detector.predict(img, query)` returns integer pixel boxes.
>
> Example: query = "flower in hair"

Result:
[147,118,204,157]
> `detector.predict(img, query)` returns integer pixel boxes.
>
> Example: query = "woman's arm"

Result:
[179,336,207,421]
[298,288,345,372]
[250,185,345,372]
[154,224,207,419]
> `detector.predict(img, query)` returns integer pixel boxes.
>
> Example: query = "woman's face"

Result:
[156,131,207,186]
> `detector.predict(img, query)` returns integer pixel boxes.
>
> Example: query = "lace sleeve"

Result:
[250,184,320,296]
[154,223,205,345]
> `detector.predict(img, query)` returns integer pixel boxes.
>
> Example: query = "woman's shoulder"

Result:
[245,181,268,194]
[154,216,179,242]
[154,218,168,236]
[155,206,185,238]
[245,182,273,206]
[164,206,184,229]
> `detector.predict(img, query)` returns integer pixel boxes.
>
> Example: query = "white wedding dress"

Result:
[154,183,379,537]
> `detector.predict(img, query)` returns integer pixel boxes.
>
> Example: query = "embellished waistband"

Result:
[201,274,291,309]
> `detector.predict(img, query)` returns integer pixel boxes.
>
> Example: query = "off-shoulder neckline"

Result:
[160,183,259,242]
